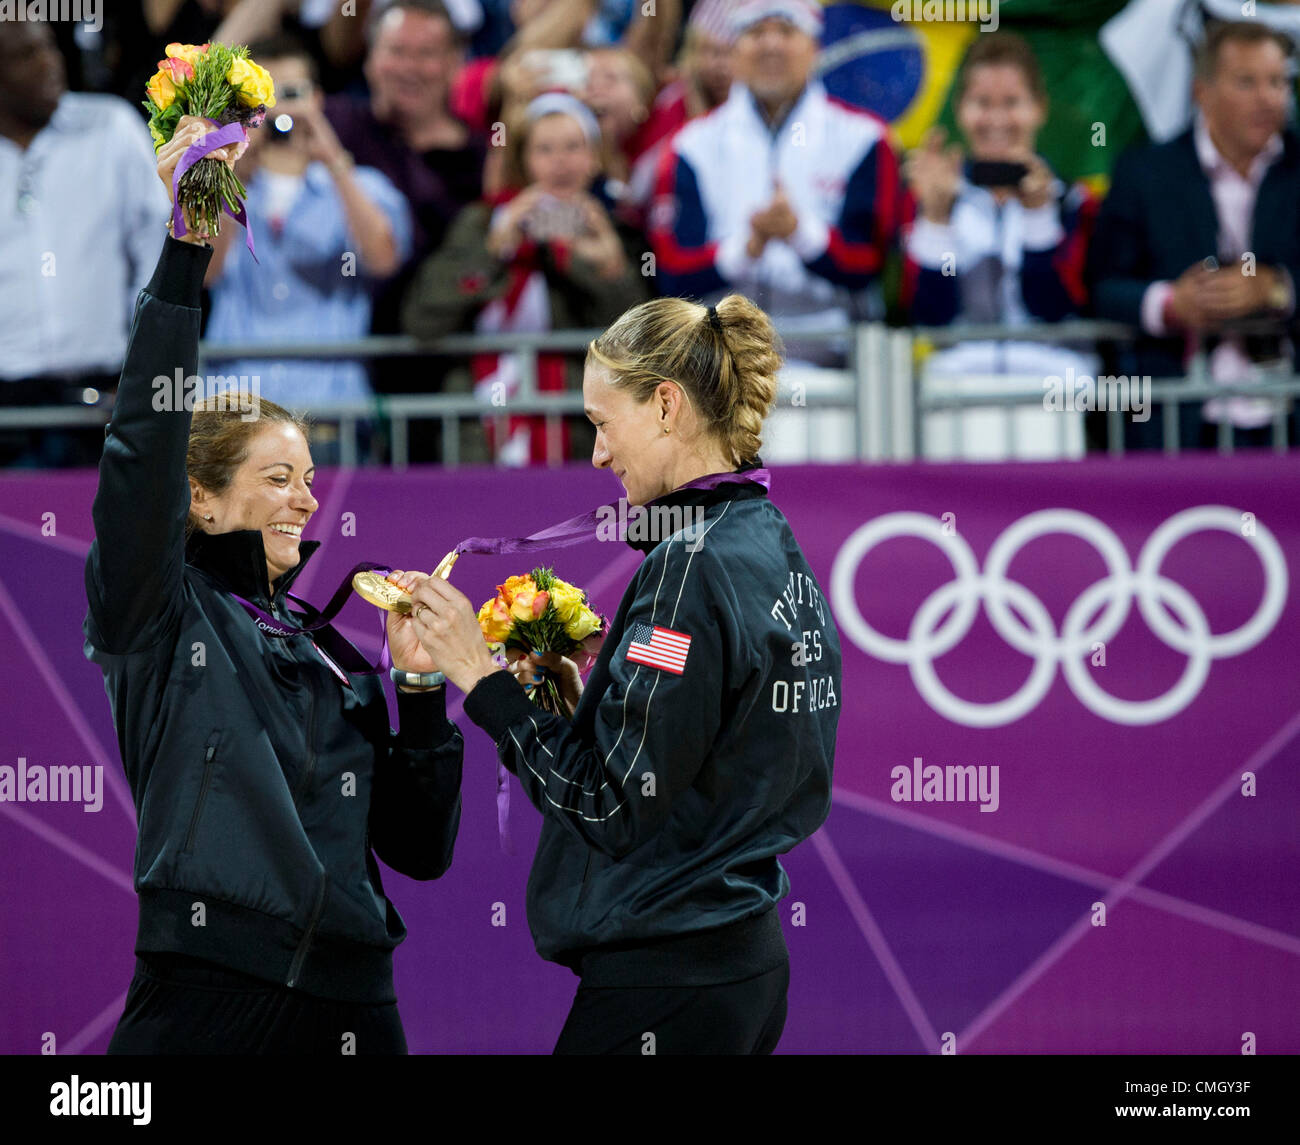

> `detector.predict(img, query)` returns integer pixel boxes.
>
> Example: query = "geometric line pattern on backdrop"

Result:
[0,515,649,1054]
[832,788,1300,958]
[0,573,136,823]
[812,705,1300,1053]
[811,826,941,1051]
[3,506,1294,1052]
[955,705,1300,1051]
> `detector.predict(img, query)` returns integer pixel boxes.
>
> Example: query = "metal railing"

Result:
[3,319,1296,465]
[192,324,857,467]
[904,318,1299,458]
[896,319,1300,458]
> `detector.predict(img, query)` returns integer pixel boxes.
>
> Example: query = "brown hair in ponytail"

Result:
[585,295,783,466]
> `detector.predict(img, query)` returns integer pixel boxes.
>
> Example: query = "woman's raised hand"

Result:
[156,115,243,242]
[486,185,547,258]
[904,126,963,225]
[1015,152,1053,210]
[570,195,626,279]
[407,575,500,694]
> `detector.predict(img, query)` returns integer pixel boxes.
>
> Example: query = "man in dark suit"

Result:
[1088,20,1300,451]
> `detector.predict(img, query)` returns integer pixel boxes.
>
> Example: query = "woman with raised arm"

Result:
[85,117,464,1055]
[406,294,842,1055]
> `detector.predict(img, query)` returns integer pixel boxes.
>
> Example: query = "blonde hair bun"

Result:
[587,294,782,466]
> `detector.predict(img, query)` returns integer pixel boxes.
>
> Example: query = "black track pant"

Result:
[552,961,790,1055]
[106,956,407,1055]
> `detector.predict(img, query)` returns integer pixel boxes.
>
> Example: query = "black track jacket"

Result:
[464,467,841,979]
[83,237,464,1004]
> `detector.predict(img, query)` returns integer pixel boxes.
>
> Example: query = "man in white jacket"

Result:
[648,0,900,367]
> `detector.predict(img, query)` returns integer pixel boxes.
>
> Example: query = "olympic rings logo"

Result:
[830,507,1289,727]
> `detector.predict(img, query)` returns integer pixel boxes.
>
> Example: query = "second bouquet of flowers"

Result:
[477,568,606,717]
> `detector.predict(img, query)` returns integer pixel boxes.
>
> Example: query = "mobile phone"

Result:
[968,160,1030,187]
[521,194,587,241]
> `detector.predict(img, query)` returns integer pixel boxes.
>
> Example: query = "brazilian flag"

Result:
[817,0,1147,192]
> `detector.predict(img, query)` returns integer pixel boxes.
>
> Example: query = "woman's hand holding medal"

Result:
[381,570,443,677]
[406,576,502,695]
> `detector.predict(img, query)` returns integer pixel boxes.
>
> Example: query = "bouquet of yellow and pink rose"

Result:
[478,568,606,717]
[143,42,276,239]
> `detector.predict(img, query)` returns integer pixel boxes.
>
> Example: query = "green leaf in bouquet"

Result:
[505,613,583,658]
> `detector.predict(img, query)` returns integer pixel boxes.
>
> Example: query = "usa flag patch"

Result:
[626,623,691,675]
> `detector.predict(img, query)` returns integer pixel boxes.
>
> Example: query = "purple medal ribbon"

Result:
[227,469,770,852]
[171,120,258,261]
[229,560,394,675]
[496,762,512,856]
[453,467,770,558]
[229,470,768,651]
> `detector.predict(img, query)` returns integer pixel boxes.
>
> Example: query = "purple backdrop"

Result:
[2,455,1297,1054]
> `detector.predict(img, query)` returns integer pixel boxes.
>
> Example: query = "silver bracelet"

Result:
[390,666,445,689]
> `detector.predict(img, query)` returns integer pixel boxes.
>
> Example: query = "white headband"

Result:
[524,92,601,146]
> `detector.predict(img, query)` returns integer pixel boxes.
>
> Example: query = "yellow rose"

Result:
[145,68,178,112]
[565,607,602,643]
[478,596,513,644]
[549,581,585,627]
[228,56,276,108]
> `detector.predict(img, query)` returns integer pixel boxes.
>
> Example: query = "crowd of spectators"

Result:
[2,0,1298,467]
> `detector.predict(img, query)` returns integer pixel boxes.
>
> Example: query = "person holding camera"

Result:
[900,32,1100,459]
[401,92,650,465]
[203,34,412,453]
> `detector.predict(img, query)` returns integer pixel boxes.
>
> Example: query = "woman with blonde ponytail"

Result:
[408,293,843,1055]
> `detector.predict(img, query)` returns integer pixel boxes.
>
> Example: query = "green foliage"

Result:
[183,42,245,120]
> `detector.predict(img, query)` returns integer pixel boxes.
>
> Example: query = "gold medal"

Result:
[352,570,413,613]
[351,551,461,613]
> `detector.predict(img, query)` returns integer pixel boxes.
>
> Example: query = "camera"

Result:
[968,160,1030,188]
[268,113,295,141]
[266,82,312,142]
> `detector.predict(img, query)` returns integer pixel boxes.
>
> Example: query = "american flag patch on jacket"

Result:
[626,623,691,674]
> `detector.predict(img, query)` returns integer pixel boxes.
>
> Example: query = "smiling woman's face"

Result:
[191,423,319,584]
[956,63,1045,161]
